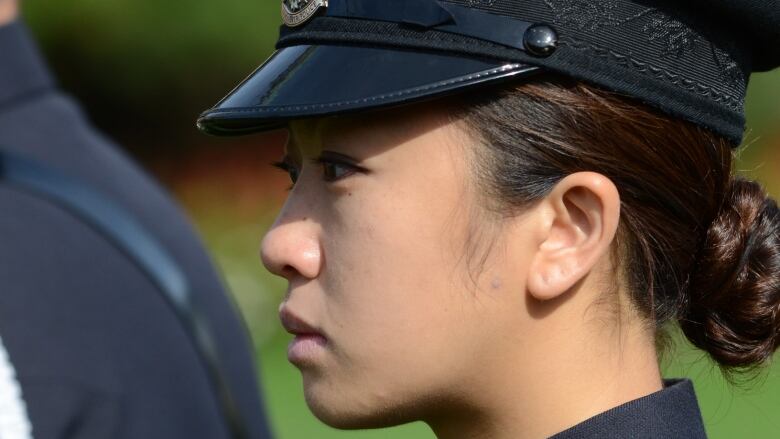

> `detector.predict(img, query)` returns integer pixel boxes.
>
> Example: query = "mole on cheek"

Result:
[491,278,502,290]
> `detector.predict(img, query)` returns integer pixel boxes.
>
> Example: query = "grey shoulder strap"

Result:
[0,150,249,439]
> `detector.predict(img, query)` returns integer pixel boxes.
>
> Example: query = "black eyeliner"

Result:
[270,161,291,172]
[314,151,368,172]
[270,158,299,190]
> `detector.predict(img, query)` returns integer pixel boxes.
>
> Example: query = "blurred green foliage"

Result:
[24,0,282,159]
[19,1,780,437]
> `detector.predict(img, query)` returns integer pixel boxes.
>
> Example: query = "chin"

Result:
[302,378,418,430]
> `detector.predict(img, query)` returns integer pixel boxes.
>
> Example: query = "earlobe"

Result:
[527,173,621,301]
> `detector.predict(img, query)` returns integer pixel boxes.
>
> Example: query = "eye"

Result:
[271,152,366,190]
[320,160,357,182]
[313,151,367,183]
[271,160,300,187]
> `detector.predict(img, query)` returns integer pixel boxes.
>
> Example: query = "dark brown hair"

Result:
[457,77,780,376]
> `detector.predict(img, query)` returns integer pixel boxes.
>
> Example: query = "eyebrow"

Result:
[318,150,362,165]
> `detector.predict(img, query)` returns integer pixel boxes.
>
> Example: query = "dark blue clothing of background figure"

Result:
[0,20,273,439]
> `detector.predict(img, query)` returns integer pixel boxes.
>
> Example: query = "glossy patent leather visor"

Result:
[197,44,540,135]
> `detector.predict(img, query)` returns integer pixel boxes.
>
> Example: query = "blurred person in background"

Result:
[199,0,780,438]
[0,0,273,437]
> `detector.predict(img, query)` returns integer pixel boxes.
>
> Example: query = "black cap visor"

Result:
[197,44,541,136]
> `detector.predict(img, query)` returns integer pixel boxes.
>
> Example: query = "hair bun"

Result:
[681,178,780,372]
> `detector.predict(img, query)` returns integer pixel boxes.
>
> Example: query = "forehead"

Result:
[286,102,459,154]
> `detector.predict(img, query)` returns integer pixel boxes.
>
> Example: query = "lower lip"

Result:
[287,334,328,365]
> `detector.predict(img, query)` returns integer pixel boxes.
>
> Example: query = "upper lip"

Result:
[279,306,325,337]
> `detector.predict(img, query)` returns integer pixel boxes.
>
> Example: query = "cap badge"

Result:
[282,0,327,27]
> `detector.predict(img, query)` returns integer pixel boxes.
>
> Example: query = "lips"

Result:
[279,306,326,338]
[279,306,329,366]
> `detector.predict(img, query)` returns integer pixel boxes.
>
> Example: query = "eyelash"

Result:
[271,157,362,189]
[271,161,299,190]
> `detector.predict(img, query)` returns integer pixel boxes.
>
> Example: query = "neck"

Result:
[427,306,663,439]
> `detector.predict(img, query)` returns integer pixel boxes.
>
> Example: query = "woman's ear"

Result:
[526,172,621,301]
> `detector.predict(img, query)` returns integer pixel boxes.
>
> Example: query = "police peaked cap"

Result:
[198,0,780,145]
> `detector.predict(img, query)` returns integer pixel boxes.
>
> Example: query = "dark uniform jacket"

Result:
[552,379,707,438]
[0,20,272,439]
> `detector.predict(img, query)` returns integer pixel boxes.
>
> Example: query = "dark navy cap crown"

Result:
[198,0,780,145]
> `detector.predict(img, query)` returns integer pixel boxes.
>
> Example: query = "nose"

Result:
[261,216,322,280]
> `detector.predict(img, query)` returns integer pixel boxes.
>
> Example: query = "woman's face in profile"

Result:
[261,106,536,428]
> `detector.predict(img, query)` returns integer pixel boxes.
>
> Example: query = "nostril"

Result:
[259,246,286,277]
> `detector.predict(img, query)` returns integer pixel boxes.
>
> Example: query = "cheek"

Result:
[313,180,488,403]
[327,173,467,309]
[326,196,460,337]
